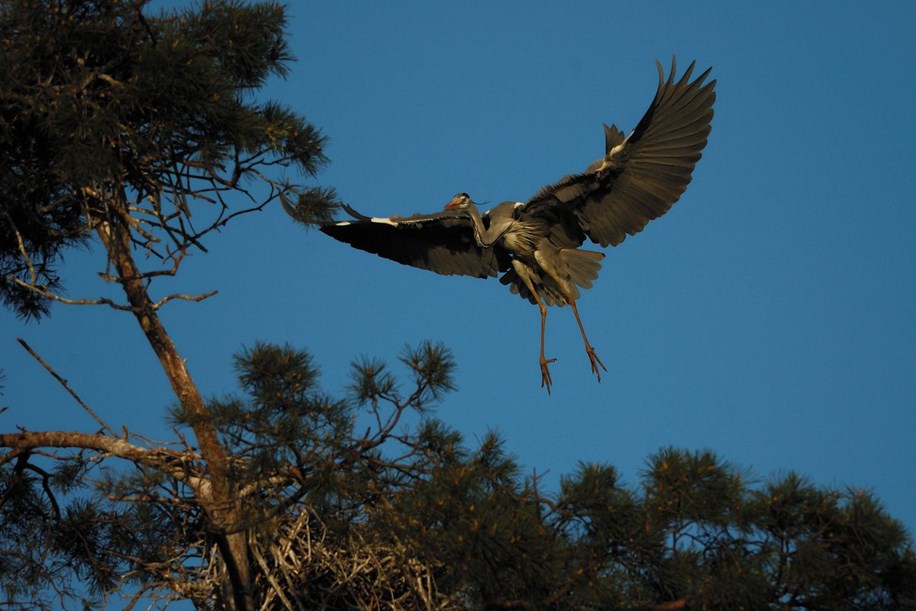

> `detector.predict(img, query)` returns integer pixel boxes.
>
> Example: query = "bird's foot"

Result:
[585,345,607,382]
[540,357,557,395]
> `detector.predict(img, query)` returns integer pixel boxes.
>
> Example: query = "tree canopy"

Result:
[3,342,915,608]
[0,0,334,320]
[1,1,336,608]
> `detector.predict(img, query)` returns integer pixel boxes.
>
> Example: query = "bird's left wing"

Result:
[524,58,716,248]
[320,205,509,278]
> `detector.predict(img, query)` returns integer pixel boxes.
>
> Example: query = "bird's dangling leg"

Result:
[514,260,557,393]
[567,297,607,382]
[536,300,557,394]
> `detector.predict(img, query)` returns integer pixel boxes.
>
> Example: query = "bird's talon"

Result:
[539,358,556,394]
[586,347,606,381]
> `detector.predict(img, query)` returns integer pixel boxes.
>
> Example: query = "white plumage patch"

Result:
[370,217,399,226]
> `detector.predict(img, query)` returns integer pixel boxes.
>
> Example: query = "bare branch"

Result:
[0,430,171,465]
[5,275,134,311]
[16,338,116,436]
[18,460,62,520]
[0,429,218,505]
[151,290,218,311]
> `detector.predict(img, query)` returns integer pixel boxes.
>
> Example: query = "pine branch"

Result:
[0,430,170,466]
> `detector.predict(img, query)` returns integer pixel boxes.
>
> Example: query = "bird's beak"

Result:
[445,195,475,210]
[444,195,462,210]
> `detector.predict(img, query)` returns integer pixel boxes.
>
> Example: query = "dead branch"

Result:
[151,290,218,311]
[16,338,115,436]
[251,507,449,610]
[5,275,134,311]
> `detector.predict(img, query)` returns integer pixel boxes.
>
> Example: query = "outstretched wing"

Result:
[320,205,509,278]
[525,58,716,247]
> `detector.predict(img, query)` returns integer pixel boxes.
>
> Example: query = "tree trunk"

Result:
[94,201,253,610]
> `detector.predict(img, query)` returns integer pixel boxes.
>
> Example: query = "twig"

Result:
[21,460,62,520]
[16,338,116,436]
[250,531,298,610]
[0,206,37,286]
[151,290,218,310]
[5,276,134,311]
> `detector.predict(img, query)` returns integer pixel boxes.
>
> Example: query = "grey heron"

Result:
[319,59,716,393]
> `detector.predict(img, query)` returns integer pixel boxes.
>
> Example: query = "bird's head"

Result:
[444,192,475,210]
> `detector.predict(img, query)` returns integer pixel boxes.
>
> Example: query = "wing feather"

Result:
[320,207,508,279]
[525,58,716,247]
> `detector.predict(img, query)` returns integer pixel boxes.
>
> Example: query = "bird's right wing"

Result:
[319,205,509,278]
[525,58,716,248]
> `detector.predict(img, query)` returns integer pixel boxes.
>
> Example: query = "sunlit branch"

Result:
[150,290,218,310]
[0,431,166,466]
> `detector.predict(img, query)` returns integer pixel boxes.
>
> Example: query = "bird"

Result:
[318,58,715,394]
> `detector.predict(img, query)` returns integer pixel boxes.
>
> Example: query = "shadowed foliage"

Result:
[0,0,337,320]
[1,1,338,608]
[3,343,915,608]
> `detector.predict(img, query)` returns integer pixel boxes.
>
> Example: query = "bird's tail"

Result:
[561,249,604,291]
[501,249,604,307]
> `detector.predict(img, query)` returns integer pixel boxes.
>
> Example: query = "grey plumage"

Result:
[319,58,716,393]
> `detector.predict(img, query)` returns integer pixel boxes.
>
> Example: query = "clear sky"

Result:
[4,0,916,548]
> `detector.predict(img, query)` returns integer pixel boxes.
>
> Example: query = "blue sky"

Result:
[4,0,916,551]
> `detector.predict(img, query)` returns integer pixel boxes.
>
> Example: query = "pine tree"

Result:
[0,1,335,608]
[7,335,914,608]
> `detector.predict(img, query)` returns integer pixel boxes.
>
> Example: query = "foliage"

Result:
[3,342,915,609]
[0,0,337,319]
[0,1,338,608]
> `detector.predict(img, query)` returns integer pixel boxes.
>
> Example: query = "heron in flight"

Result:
[319,59,716,393]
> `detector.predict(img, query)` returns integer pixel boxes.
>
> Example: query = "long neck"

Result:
[465,203,501,248]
